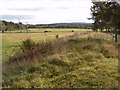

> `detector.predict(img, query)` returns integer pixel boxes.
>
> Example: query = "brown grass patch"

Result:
[101,43,118,58]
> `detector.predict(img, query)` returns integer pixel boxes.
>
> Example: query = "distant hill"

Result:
[53,22,92,24]
[1,20,93,32]
[29,22,93,29]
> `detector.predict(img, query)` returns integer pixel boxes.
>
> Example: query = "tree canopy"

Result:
[0,20,25,33]
[90,1,120,42]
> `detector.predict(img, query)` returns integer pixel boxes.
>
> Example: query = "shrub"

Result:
[72,30,74,32]
[44,31,51,33]
[20,39,36,52]
[56,34,59,39]
[19,31,22,33]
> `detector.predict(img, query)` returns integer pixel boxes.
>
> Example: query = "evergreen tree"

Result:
[90,1,120,42]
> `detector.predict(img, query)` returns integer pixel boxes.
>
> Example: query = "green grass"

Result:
[2,41,20,62]
[2,32,74,62]
[5,28,92,33]
[2,28,92,62]
[2,31,118,88]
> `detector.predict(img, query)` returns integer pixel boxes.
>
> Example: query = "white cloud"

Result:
[0,0,93,24]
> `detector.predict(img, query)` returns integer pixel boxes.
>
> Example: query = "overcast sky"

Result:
[0,0,93,24]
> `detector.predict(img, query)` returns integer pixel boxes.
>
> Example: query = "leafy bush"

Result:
[56,34,59,39]
[20,39,36,52]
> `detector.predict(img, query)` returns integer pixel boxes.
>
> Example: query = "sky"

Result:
[0,0,93,24]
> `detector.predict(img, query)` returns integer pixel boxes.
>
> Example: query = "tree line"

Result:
[0,20,93,33]
[28,23,93,29]
[0,20,25,33]
[90,1,120,42]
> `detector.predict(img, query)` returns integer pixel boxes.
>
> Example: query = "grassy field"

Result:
[2,30,119,88]
[5,28,92,33]
[2,28,91,62]
[2,31,74,62]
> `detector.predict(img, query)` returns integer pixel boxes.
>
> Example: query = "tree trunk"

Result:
[115,27,117,42]
[2,30,4,33]
[108,28,110,32]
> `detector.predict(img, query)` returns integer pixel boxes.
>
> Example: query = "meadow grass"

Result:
[2,31,119,88]
[2,32,74,62]
[5,28,92,33]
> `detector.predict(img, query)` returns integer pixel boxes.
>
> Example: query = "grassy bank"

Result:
[2,32,118,88]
